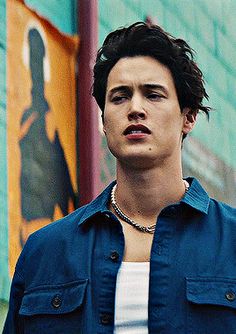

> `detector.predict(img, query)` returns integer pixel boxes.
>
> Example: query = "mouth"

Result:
[123,124,151,136]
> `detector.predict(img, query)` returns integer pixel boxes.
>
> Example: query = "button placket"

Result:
[110,251,119,262]
[100,313,113,325]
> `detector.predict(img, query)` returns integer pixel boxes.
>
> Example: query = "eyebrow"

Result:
[142,84,168,95]
[107,83,168,97]
[107,85,131,97]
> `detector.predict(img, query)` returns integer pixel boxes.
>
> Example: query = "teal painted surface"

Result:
[25,0,78,34]
[99,0,236,170]
[0,0,10,302]
[98,0,165,46]
[0,301,7,331]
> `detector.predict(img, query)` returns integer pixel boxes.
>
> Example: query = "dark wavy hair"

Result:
[93,22,211,122]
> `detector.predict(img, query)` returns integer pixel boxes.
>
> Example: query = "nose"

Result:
[128,95,146,121]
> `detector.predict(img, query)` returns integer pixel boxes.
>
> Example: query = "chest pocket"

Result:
[186,277,236,334]
[19,279,88,334]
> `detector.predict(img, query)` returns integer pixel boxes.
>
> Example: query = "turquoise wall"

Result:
[0,0,10,301]
[98,0,236,171]
[0,0,9,327]
[25,0,78,34]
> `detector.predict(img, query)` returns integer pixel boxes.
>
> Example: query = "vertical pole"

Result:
[78,0,101,205]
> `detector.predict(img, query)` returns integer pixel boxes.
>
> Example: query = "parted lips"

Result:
[123,124,151,135]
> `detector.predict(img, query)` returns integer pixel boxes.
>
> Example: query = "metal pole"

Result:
[78,0,101,205]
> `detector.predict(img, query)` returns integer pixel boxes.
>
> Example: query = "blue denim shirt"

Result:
[3,178,236,334]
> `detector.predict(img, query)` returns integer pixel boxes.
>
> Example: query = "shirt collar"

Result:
[78,181,116,226]
[78,177,210,226]
[181,177,210,214]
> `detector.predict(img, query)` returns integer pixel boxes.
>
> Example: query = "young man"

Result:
[4,22,236,334]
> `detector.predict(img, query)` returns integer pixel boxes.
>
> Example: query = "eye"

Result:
[111,95,128,104]
[146,92,165,101]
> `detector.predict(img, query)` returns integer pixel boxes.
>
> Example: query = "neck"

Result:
[114,159,185,223]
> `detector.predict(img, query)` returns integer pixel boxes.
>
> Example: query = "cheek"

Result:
[103,109,113,128]
[103,123,116,146]
[103,113,120,135]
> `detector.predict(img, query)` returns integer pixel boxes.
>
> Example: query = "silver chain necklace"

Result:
[110,180,189,234]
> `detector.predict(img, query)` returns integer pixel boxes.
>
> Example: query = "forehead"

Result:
[106,56,175,92]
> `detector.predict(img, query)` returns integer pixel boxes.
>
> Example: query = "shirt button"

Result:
[169,206,177,214]
[104,213,111,222]
[51,295,62,308]
[110,251,119,262]
[225,291,236,301]
[100,313,113,325]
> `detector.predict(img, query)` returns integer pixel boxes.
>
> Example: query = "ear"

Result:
[103,125,107,135]
[101,112,107,135]
[182,108,197,135]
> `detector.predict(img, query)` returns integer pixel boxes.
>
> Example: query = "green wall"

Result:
[0,0,8,325]
[0,0,10,303]
[25,0,78,34]
[0,301,7,332]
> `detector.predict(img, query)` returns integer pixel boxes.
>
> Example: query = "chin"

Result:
[118,153,160,169]
[111,146,174,169]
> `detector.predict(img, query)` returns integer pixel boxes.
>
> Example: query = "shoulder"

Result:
[16,204,89,267]
[208,198,236,222]
[16,182,115,272]
[29,204,89,240]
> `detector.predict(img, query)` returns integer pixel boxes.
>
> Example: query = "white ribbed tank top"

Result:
[114,261,150,334]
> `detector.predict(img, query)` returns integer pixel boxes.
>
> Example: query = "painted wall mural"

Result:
[7,0,79,275]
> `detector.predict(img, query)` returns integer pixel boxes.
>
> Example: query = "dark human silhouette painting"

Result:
[19,28,75,246]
